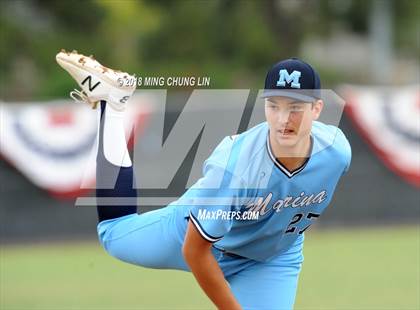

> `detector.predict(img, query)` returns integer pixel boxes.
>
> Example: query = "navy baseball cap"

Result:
[261,58,321,102]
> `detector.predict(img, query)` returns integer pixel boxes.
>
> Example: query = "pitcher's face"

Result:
[265,96,323,149]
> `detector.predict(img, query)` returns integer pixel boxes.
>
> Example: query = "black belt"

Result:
[213,245,246,259]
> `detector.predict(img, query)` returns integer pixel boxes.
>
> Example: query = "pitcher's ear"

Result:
[312,99,323,120]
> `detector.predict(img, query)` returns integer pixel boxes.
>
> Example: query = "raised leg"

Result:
[96,101,137,222]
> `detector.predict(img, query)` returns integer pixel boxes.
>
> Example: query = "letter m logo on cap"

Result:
[276,69,301,89]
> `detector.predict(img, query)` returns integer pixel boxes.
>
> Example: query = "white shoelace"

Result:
[69,89,99,109]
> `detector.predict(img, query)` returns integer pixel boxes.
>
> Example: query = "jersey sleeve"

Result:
[336,127,352,174]
[182,161,247,243]
[344,146,352,174]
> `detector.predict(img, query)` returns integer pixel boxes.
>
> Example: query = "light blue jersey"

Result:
[175,121,351,262]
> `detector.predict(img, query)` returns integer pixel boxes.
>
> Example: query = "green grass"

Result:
[1,225,419,310]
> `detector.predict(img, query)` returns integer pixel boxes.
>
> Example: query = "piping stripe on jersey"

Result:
[189,211,223,243]
[266,133,311,178]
